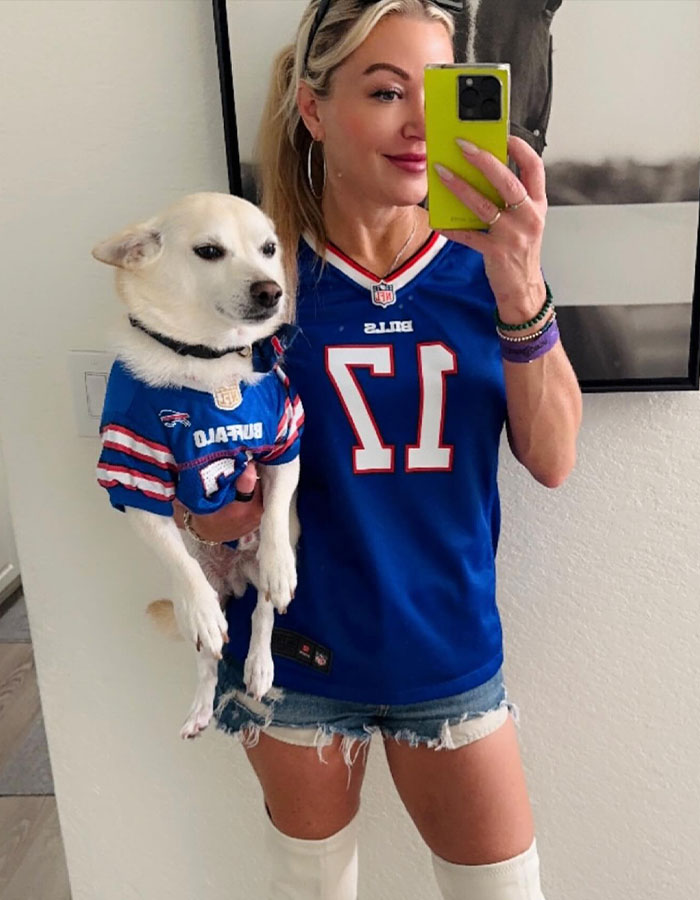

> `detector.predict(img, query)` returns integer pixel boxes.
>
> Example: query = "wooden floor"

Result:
[0,593,72,899]
[0,795,71,900]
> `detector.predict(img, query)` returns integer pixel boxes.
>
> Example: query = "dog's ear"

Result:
[92,226,163,269]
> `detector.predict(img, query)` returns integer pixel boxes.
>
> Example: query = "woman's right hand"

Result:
[173,462,263,543]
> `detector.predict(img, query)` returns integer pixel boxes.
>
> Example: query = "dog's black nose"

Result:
[250,281,282,309]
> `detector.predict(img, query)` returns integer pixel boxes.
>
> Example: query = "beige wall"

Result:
[0,2,698,898]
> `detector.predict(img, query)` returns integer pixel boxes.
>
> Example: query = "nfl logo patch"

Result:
[212,383,242,411]
[371,281,396,308]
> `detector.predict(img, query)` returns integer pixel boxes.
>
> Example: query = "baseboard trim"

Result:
[0,575,22,613]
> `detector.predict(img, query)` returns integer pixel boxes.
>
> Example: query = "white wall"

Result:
[0,2,698,899]
[547,0,700,163]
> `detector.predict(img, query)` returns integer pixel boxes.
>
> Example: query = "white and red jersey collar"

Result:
[302,230,448,292]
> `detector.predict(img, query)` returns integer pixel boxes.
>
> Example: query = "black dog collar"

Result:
[128,316,300,373]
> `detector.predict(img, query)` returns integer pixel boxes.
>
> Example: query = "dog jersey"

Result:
[97,361,303,547]
[223,232,510,704]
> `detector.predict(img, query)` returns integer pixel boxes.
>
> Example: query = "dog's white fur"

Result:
[93,192,300,738]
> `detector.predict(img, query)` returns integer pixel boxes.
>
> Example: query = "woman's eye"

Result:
[194,245,225,261]
[372,89,402,102]
[261,241,277,258]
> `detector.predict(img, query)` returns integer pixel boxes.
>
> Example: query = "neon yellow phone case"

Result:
[425,64,510,231]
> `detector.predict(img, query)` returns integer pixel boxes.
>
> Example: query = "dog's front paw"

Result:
[243,647,275,701]
[257,541,297,614]
[173,585,228,658]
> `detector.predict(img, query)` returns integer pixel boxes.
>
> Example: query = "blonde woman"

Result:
[182,1,581,897]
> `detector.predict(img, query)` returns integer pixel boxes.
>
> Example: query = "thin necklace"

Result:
[385,211,418,279]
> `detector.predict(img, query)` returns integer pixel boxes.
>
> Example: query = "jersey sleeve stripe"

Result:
[101,439,177,472]
[101,425,176,468]
[274,397,293,442]
[96,463,175,499]
[260,412,305,461]
[274,365,291,388]
[288,398,304,432]
[275,394,303,444]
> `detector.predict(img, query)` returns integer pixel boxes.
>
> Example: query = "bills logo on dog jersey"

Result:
[159,410,191,428]
[371,281,396,308]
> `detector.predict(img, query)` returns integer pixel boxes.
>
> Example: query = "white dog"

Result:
[92,192,302,739]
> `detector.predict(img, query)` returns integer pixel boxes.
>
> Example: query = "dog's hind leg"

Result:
[180,648,219,739]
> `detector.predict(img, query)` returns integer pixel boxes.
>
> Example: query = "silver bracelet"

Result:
[182,508,221,546]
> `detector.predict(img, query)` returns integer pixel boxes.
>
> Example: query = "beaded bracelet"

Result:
[497,311,557,343]
[494,281,553,332]
[499,317,560,363]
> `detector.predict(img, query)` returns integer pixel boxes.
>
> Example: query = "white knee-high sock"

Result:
[264,805,359,900]
[431,837,545,900]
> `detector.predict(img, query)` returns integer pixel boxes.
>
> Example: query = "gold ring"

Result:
[486,210,502,228]
[506,193,529,211]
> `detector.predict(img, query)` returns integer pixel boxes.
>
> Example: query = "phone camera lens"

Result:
[458,74,502,121]
[481,78,500,98]
[460,87,479,107]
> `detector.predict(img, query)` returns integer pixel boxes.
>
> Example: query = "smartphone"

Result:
[424,63,510,231]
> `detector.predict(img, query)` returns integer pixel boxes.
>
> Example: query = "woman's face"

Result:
[315,14,454,209]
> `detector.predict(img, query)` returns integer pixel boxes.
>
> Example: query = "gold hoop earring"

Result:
[307,140,326,199]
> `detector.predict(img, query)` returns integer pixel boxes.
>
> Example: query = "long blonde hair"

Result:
[256,0,454,309]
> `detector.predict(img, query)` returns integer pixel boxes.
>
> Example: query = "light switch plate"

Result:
[68,351,116,437]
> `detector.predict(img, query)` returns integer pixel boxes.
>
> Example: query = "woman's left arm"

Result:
[436,135,582,488]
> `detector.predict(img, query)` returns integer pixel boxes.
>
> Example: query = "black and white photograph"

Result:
[217,0,700,389]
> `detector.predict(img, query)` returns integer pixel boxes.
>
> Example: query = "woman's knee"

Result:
[432,837,546,900]
[244,730,368,839]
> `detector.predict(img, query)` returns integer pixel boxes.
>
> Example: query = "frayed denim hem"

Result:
[379,696,520,752]
[213,685,374,787]
[212,661,518,789]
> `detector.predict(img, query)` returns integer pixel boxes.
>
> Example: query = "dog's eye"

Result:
[261,241,277,258]
[194,244,225,261]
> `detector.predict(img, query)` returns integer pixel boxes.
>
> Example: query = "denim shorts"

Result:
[212,654,520,774]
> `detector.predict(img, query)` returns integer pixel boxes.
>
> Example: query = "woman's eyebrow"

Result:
[362,63,410,80]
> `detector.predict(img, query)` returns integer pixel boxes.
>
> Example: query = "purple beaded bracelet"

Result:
[499,317,560,363]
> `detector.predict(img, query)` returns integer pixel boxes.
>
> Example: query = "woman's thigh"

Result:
[383,713,535,865]
[244,730,368,840]
[213,653,371,840]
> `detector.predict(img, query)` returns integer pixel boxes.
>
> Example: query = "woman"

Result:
[180,2,582,897]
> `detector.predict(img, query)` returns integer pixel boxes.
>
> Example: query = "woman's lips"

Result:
[385,154,427,174]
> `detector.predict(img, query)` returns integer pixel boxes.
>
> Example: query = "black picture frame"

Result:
[212,0,700,393]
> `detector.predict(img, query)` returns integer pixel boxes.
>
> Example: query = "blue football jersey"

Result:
[97,360,303,547]
[223,233,509,704]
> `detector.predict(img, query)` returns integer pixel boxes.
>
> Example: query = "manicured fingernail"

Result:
[434,163,454,181]
[456,138,479,155]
